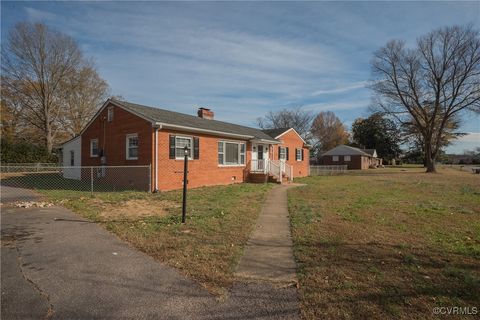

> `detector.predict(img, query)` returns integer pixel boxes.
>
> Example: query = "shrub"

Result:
[0,139,57,163]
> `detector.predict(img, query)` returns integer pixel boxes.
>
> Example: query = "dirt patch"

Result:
[97,199,179,220]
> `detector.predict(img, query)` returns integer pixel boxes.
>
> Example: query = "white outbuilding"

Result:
[61,136,81,180]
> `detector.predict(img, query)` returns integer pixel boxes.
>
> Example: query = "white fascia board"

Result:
[156,122,254,140]
[274,128,307,145]
[251,138,281,144]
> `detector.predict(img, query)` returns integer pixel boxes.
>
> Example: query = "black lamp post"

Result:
[181,145,189,223]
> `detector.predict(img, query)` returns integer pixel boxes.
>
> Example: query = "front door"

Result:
[252,144,269,172]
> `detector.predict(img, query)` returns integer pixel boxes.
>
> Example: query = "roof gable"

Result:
[262,127,307,145]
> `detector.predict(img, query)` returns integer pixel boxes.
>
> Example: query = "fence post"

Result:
[90,167,94,197]
[148,164,152,193]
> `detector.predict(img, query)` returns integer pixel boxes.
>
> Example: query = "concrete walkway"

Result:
[235,184,299,285]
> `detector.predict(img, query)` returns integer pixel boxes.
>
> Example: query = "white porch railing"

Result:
[250,159,268,173]
[284,162,293,181]
[250,159,293,182]
[268,160,282,183]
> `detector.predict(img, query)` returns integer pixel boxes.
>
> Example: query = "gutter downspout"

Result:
[153,124,161,192]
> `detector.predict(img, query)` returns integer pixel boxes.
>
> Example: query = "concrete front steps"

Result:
[248,173,291,184]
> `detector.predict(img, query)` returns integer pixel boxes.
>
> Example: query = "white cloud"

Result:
[456,133,480,142]
[11,1,477,131]
[302,100,370,112]
[24,7,57,22]
[310,81,368,96]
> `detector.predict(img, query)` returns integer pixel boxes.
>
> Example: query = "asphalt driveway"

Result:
[0,184,41,203]
[1,203,299,319]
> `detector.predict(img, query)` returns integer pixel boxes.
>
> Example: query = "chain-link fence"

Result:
[1,165,151,203]
[310,165,348,176]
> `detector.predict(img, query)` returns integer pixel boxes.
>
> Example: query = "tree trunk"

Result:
[424,141,437,173]
[44,123,54,153]
[45,135,53,153]
[425,155,437,173]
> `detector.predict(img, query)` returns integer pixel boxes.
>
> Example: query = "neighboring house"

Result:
[321,145,382,170]
[61,98,309,191]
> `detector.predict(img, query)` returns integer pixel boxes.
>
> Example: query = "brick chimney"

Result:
[197,107,214,120]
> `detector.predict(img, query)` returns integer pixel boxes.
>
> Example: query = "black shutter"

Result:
[301,148,304,161]
[193,137,199,159]
[169,135,176,159]
[278,146,281,160]
[286,147,289,160]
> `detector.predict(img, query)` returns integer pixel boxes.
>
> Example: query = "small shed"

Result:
[61,136,81,179]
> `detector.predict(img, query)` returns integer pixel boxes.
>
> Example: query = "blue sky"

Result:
[2,1,479,153]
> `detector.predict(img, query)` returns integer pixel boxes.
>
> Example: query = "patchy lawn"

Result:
[15,181,273,296]
[289,167,480,319]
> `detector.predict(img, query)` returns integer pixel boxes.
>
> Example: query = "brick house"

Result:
[321,145,382,170]
[61,99,310,191]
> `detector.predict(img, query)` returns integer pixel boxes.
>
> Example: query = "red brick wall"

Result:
[81,104,153,166]
[321,155,365,170]
[271,129,310,178]
[81,103,154,189]
[154,129,252,191]
[80,104,311,190]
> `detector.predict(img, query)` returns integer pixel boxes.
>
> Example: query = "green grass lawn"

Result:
[96,183,273,295]
[289,167,480,319]
[1,172,273,295]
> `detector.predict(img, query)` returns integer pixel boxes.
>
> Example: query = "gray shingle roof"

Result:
[261,128,290,139]
[111,99,278,142]
[322,145,373,157]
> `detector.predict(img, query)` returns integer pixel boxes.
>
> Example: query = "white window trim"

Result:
[218,140,246,167]
[279,147,286,160]
[218,141,224,165]
[344,155,351,162]
[126,133,139,160]
[332,155,339,162]
[90,139,99,157]
[296,148,302,161]
[175,135,193,160]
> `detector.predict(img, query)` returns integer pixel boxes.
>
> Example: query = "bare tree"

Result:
[1,77,26,142]
[371,25,480,172]
[59,63,109,136]
[1,22,106,152]
[256,106,313,140]
[310,111,349,157]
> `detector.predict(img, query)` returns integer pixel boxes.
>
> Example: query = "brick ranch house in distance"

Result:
[320,145,382,170]
[61,99,310,191]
